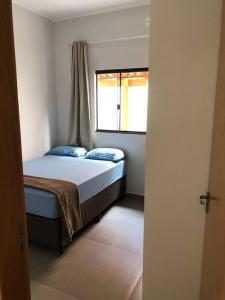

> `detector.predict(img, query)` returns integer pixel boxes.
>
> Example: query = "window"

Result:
[96,68,149,134]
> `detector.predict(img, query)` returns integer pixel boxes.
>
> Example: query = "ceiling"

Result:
[13,0,150,22]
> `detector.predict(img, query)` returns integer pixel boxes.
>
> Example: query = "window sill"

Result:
[95,129,146,135]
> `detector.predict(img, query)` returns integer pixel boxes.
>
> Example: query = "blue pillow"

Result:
[46,146,87,157]
[85,148,125,162]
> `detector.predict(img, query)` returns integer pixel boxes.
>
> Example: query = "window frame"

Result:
[95,67,149,135]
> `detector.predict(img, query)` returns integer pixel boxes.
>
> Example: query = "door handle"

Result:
[200,192,210,214]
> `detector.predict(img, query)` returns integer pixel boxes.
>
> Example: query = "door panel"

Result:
[0,0,31,299]
[200,0,225,299]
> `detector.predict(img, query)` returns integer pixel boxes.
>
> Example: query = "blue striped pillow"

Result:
[85,148,125,162]
[46,146,87,157]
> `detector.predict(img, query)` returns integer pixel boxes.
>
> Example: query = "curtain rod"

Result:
[68,35,149,46]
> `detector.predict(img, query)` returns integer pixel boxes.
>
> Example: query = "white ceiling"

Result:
[13,0,150,22]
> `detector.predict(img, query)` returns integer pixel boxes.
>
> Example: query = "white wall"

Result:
[54,6,150,195]
[143,1,222,299]
[13,5,57,161]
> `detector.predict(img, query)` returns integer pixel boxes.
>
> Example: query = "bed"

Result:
[23,155,126,253]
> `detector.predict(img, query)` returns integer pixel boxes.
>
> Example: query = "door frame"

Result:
[0,1,30,299]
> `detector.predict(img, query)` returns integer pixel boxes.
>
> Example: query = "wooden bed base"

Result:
[26,176,126,253]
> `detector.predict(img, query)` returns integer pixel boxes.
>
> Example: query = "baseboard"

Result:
[125,193,144,200]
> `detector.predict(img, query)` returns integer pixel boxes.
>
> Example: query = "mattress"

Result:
[23,155,125,219]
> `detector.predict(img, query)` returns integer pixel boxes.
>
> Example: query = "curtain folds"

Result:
[68,41,93,150]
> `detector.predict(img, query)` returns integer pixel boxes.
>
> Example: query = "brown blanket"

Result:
[24,175,82,242]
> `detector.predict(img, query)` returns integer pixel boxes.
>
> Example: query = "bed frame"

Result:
[26,176,126,254]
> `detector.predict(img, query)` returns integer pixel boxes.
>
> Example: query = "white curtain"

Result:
[68,41,92,149]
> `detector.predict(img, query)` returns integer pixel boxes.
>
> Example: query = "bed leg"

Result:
[95,213,102,223]
[59,245,64,255]
[58,218,64,255]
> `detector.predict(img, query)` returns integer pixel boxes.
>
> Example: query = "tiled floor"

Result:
[29,197,144,300]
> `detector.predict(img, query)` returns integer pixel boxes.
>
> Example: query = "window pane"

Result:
[97,73,120,130]
[120,71,148,132]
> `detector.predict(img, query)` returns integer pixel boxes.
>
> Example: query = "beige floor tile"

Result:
[105,205,144,220]
[29,198,144,300]
[120,197,144,207]
[31,281,80,300]
[129,276,143,300]
[29,244,62,282]
[31,238,143,300]
[117,197,144,211]
[84,209,144,255]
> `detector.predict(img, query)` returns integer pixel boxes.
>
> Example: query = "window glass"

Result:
[120,71,148,132]
[97,73,119,130]
[96,69,149,133]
